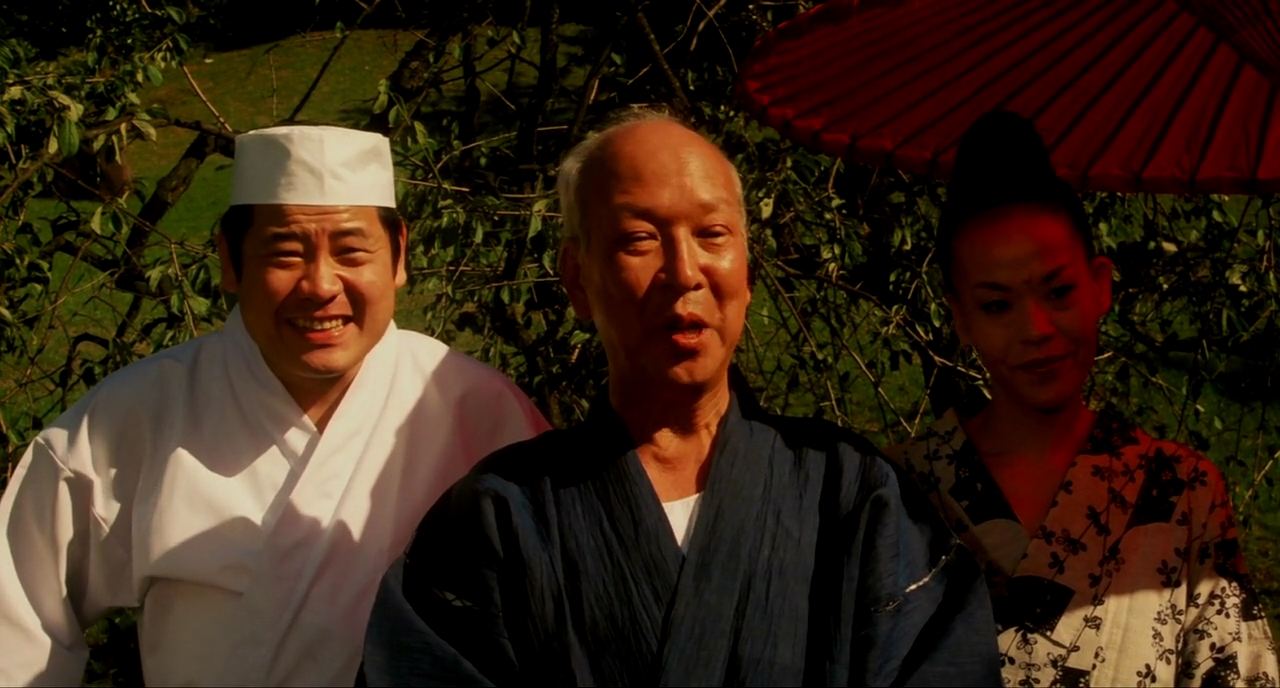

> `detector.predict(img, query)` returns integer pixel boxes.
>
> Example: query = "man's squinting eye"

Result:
[1047,284,1077,301]
[618,231,658,250]
[335,245,373,257]
[979,299,1011,315]
[697,225,733,241]
[267,246,304,260]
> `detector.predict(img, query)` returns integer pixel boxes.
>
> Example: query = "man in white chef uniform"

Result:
[0,125,549,686]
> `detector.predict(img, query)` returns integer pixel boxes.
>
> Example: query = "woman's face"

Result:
[947,205,1112,413]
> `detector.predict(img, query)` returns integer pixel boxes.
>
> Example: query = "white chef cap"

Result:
[229,125,396,208]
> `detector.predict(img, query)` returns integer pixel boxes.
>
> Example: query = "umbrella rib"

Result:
[903,0,1147,173]
[868,0,1106,148]
[1252,82,1276,192]
[1135,33,1231,187]
[1076,18,1206,188]
[752,0,984,117]
[784,0,1046,141]
[1037,2,1188,166]
[1189,55,1246,192]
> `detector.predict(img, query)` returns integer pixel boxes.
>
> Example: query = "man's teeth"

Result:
[291,318,346,331]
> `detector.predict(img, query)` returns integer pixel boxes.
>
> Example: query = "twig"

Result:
[268,50,279,121]
[288,0,387,121]
[454,277,558,293]
[635,10,692,114]
[0,153,50,207]
[396,178,472,192]
[478,76,517,111]
[156,118,236,142]
[181,65,233,133]
[568,12,633,143]
[689,0,730,53]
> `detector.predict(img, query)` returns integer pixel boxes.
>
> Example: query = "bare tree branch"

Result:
[635,10,692,114]
[180,65,233,133]
[288,0,387,122]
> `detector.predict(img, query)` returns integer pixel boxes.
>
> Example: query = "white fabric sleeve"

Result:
[450,369,551,466]
[0,436,125,686]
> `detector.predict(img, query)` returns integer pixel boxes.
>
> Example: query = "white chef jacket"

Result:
[0,307,550,686]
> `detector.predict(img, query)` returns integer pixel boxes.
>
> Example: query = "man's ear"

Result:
[558,241,592,322]
[1090,255,1113,319]
[394,220,408,289]
[217,232,239,294]
[945,293,971,346]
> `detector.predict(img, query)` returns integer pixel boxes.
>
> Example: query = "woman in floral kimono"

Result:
[885,111,1278,687]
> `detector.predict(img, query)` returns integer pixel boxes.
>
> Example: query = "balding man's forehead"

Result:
[583,124,738,188]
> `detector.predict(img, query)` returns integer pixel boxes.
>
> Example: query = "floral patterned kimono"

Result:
[886,409,1279,687]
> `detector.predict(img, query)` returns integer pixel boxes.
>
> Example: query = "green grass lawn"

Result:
[136,29,415,236]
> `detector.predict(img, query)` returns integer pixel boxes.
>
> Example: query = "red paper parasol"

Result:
[735,0,1280,194]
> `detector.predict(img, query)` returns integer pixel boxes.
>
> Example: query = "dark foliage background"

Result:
[0,1,1276,683]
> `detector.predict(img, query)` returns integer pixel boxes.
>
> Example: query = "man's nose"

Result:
[298,257,343,301]
[662,235,703,292]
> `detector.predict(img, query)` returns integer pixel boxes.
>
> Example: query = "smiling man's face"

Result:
[219,204,406,394]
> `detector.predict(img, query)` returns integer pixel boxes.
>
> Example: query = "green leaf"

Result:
[334,20,346,37]
[188,294,210,316]
[132,119,157,142]
[164,5,186,23]
[51,92,84,122]
[89,206,103,234]
[413,121,429,146]
[759,197,774,221]
[527,213,542,239]
[56,119,79,157]
[145,64,164,86]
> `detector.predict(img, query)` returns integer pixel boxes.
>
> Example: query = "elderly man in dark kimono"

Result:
[361,111,1001,686]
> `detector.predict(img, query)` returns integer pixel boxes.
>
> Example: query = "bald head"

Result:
[557,113,745,251]
[555,111,752,400]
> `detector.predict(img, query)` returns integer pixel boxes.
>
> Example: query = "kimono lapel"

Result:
[226,321,403,682]
[1002,413,1148,651]
[555,402,683,685]
[657,392,824,686]
[223,307,321,471]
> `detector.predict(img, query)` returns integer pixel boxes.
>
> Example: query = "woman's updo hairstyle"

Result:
[937,110,1095,292]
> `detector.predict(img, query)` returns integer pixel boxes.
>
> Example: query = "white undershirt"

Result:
[661,492,703,552]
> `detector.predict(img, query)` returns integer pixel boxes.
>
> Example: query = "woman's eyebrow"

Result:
[1039,265,1067,284]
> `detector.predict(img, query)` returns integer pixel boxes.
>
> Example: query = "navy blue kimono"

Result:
[362,381,1000,686]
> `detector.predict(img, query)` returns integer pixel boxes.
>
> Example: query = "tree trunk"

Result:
[516,0,559,165]
[461,35,480,145]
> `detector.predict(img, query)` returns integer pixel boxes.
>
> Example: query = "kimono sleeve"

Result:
[841,446,1002,686]
[445,356,551,465]
[0,436,130,686]
[1178,457,1279,686]
[363,474,518,687]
